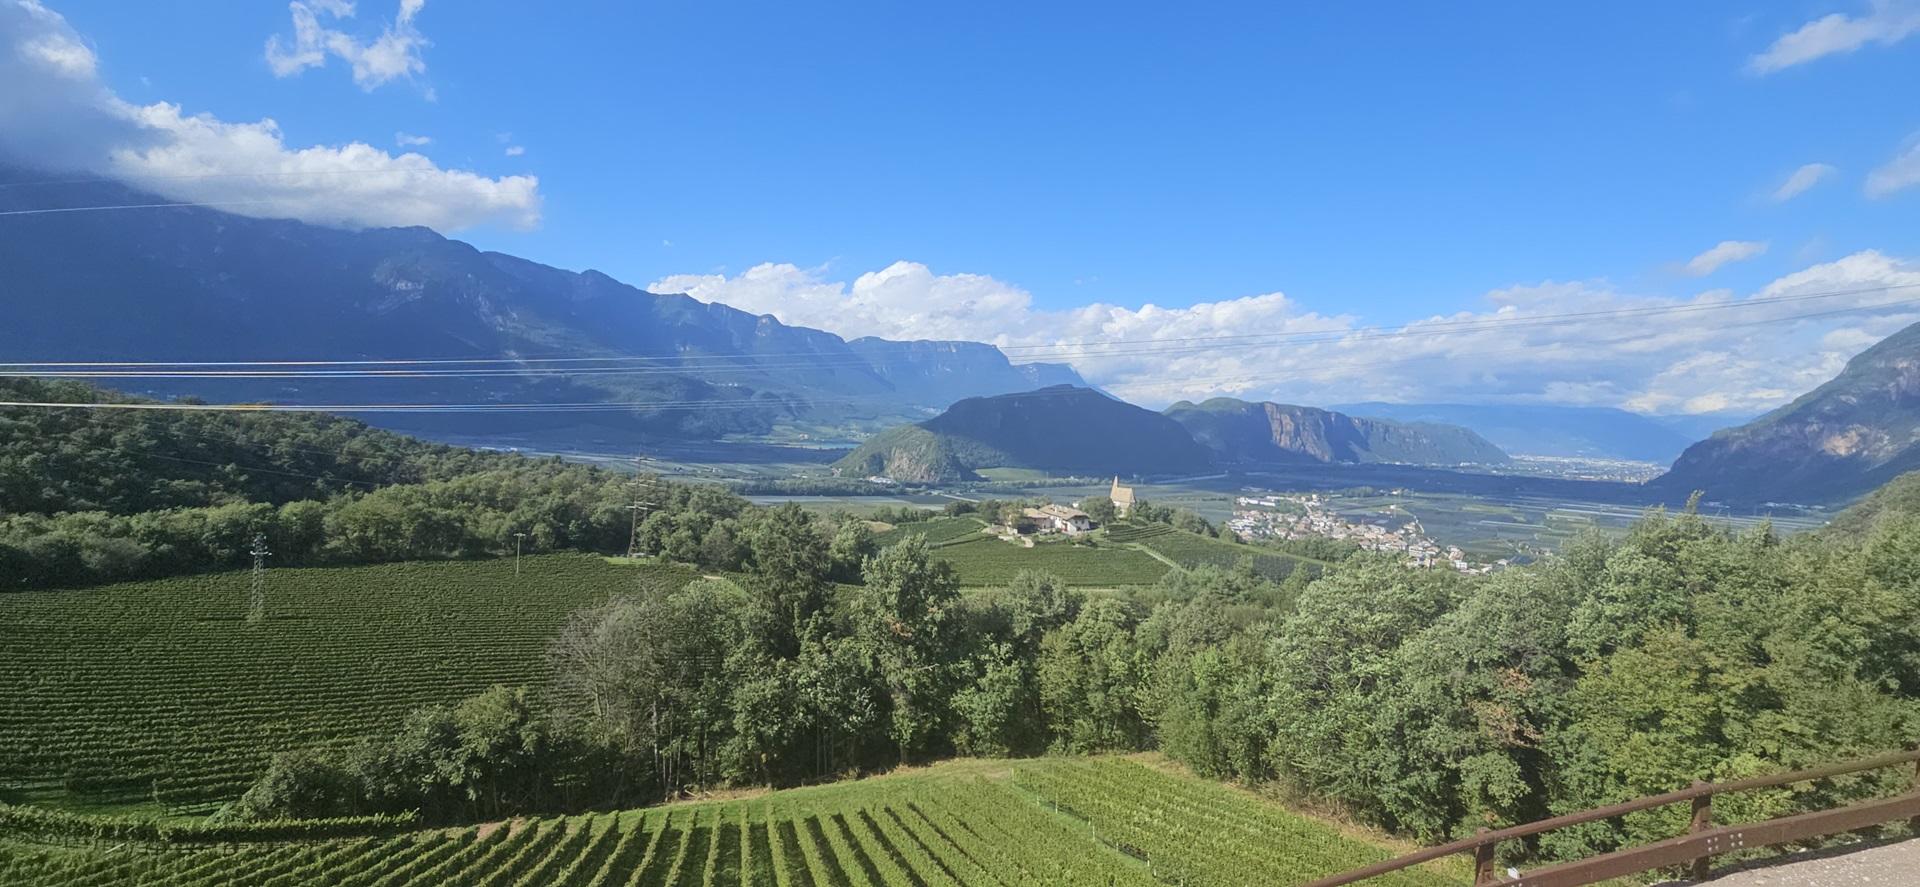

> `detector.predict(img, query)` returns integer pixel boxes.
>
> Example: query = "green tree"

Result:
[852,537,966,761]
[1036,597,1149,752]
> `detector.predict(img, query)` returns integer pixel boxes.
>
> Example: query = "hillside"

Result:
[0,378,520,515]
[1821,470,1920,536]
[1333,401,1702,461]
[1655,321,1920,505]
[0,169,1081,443]
[1166,398,1509,466]
[0,555,673,807]
[832,385,1216,481]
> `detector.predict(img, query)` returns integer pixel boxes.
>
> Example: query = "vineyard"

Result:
[0,757,1464,886]
[931,537,1171,587]
[0,555,689,811]
[871,517,987,548]
[1132,527,1320,581]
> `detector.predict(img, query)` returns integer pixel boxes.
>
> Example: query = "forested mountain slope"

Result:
[1656,320,1920,505]
[833,385,1216,481]
[0,168,1081,442]
[0,378,517,515]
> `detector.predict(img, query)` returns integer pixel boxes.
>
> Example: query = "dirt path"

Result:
[1660,837,1920,886]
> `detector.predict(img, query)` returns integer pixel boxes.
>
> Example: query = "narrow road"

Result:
[1660,837,1920,886]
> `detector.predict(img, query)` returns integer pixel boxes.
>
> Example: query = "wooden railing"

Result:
[1300,748,1920,887]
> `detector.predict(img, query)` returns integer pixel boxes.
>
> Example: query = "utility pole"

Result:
[627,466,659,560]
[247,533,271,624]
[513,532,527,577]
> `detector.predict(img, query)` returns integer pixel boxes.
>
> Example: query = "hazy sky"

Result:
[5,1,1920,413]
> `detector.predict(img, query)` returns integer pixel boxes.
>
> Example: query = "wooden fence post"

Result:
[1689,781,1713,882]
[1472,828,1497,886]
[1909,758,1919,834]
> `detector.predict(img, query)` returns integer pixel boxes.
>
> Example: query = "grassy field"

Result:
[0,555,691,811]
[0,756,1465,887]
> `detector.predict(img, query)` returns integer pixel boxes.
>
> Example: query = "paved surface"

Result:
[1658,837,1920,886]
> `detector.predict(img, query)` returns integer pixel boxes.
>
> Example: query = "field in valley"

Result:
[0,555,690,813]
[0,757,1465,887]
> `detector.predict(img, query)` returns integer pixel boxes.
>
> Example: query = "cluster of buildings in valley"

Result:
[1228,492,1505,573]
[1497,454,1666,483]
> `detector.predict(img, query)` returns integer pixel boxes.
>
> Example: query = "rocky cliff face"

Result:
[1165,399,1510,466]
[1655,322,1920,505]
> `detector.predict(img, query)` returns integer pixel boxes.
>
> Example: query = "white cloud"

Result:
[652,261,1042,344]
[1866,135,1920,198]
[1748,2,1920,73]
[265,0,429,91]
[110,102,539,230]
[504,145,525,157]
[1770,163,1836,201]
[1682,241,1769,277]
[0,1,537,231]
[394,131,431,146]
[651,252,1920,417]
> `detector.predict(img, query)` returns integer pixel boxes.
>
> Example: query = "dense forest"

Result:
[0,380,733,589]
[233,486,1920,870]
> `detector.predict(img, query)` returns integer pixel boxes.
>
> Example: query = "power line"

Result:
[0,167,447,189]
[0,199,289,218]
[3,293,1915,416]
[5,281,1916,373]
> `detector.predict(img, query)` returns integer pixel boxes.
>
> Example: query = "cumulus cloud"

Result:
[394,131,431,146]
[1770,163,1836,201]
[266,0,430,91]
[0,1,538,231]
[504,145,525,157]
[651,252,1920,417]
[1682,241,1769,276]
[1866,135,1920,198]
[1748,2,1920,73]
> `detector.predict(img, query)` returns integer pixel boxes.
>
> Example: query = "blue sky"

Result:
[39,1,1918,318]
[7,1,1920,413]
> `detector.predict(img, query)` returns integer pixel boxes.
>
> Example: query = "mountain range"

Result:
[1164,398,1509,466]
[834,389,1507,482]
[0,170,1081,444]
[1330,402,1723,463]
[1655,320,1920,505]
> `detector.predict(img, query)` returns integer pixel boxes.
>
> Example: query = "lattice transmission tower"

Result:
[627,466,659,559]
[247,533,271,624]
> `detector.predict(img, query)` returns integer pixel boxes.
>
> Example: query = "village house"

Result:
[1023,504,1096,536]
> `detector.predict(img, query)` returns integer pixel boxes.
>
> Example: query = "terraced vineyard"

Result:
[0,555,690,810]
[0,758,1464,886]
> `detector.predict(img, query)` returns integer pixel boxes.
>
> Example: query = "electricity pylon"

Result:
[247,533,271,624]
[626,467,659,560]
